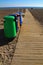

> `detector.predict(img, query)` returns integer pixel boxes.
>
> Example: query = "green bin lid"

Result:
[4,16,15,20]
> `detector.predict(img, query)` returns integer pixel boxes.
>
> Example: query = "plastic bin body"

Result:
[12,13,20,29]
[9,14,18,32]
[4,16,16,38]
[19,12,23,26]
[20,15,22,26]
[16,12,23,26]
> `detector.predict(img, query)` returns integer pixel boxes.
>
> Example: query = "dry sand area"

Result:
[0,8,43,65]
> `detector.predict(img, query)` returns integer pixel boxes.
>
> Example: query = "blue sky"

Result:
[0,0,43,7]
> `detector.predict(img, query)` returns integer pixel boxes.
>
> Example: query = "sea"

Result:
[0,7,43,10]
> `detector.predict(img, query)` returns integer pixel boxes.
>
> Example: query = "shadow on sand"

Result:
[0,29,14,46]
[29,9,43,26]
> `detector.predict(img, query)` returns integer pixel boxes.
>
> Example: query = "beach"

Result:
[0,8,43,65]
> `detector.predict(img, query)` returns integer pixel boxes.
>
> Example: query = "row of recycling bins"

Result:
[4,12,23,38]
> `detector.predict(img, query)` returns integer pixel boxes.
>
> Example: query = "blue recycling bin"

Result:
[16,12,23,26]
[9,14,18,32]
[20,15,22,26]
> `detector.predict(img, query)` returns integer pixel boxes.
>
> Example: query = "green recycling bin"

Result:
[4,16,16,38]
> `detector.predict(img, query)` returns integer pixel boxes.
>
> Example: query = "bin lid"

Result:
[16,12,24,16]
[9,14,18,20]
[4,16,15,20]
[16,12,20,15]
[9,14,17,17]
